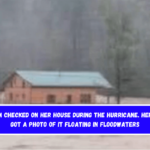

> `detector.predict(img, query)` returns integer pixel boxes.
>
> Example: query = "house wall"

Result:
[0,91,5,103]
[31,87,96,104]
[4,74,98,104]
[4,74,31,104]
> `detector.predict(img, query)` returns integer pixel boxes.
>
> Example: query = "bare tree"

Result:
[104,12,137,104]
[61,0,93,71]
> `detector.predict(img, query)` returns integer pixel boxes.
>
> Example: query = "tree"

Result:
[61,0,93,71]
[104,12,137,104]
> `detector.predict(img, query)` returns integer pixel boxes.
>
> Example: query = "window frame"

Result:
[66,95,72,104]
[47,95,56,104]
[80,94,91,104]
[9,93,13,101]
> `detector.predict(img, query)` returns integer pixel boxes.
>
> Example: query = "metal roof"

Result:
[16,71,112,88]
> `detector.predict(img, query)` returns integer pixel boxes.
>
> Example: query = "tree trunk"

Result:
[107,90,110,104]
[116,92,121,104]
[107,95,110,104]
[115,52,121,104]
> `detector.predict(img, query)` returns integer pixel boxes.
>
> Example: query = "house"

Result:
[2,71,112,104]
[0,72,11,104]
[0,90,5,104]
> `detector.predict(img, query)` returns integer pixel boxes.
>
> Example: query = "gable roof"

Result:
[14,70,112,88]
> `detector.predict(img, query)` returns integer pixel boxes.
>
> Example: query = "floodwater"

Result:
[0,135,149,150]
[0,97,150,149]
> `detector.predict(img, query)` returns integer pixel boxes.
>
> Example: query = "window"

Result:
[47,95,56,104]
[22,81,25,88]
[22,94,25,100]
[80,94,91,104]
[66,95,72,104]
[9,93,13,101]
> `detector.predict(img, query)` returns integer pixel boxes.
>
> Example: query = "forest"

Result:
[0,0,150,97]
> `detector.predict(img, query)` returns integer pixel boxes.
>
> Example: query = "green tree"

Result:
[104,12,138,104]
